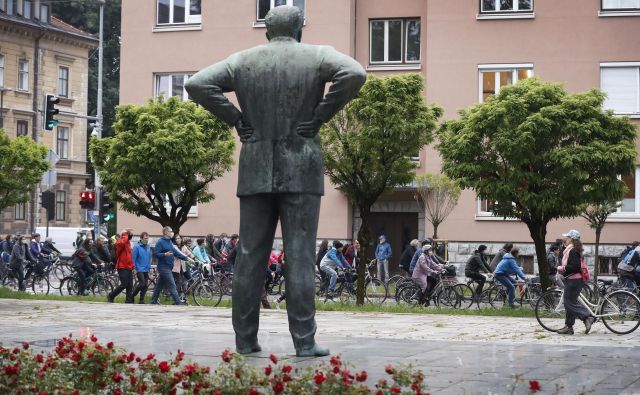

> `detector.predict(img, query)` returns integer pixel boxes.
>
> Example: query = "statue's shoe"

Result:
[236,343,262,354]
[296,344,330,357]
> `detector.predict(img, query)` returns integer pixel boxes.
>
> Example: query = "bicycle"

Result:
[396,272,462,308]
[59,265,113,296]
[535,286,640,335]
[481,277,541,309]
[1,260,51,295]
[155,262,222,306]
[321,267,389,305]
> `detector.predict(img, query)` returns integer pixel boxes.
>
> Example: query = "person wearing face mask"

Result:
[131,232,152,304]
[412,244,445,305]
[9,234,27,291]
[108,229,135,303]
[464,245,492,297]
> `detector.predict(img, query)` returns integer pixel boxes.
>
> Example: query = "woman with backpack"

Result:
[556,230,595,335]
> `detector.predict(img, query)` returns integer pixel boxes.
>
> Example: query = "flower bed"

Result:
[0,337,542,394]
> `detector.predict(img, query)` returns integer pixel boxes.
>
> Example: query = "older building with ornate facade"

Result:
[0,0,97,235]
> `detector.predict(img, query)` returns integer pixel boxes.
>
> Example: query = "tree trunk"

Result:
[527,221,551,291]
[432,222,439,240]
[594,226,602,285]
[356,205,373,305]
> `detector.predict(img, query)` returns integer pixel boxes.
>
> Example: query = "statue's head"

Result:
[265,5,303,42]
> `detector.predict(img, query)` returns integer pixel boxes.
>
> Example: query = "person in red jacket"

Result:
[108,229,135,303]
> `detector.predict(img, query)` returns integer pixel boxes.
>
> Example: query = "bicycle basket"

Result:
[443,265,456,277]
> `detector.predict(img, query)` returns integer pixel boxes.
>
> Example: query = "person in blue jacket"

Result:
[375,235,392,283]
[319,241,352,296]
[150,226,189,305]
[131,232,152,304]
[493,247,527,308]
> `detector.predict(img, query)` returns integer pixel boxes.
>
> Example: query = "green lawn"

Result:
[0,287,535,317]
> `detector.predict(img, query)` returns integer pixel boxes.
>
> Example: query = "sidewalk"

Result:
[0,299,638,394]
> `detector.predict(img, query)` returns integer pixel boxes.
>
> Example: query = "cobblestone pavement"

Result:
[0,299,638,394]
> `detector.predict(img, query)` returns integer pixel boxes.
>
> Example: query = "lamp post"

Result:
[0,87,13,129]
[93,0,105,238]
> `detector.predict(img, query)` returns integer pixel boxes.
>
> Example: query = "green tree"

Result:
[321,74,443,304]
[414,173,461,239]
[580,201,619,286]
[53,0,121,137]
[0,129,49,212]
[437,78,637,290]
[90,97,235,233]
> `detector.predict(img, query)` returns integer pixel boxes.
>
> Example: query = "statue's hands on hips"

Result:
[296,119,322,138]
[235,118,254,143]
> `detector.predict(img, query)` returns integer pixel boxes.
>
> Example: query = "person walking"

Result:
[547,244,561,287]
[490,243,513,272]
[493,247,527,308]
[151,227,188,305]
[131,232,152,304]
[9,234,26,291]
[464,245,492,296]
[400,239,418,275]
[556,230,596,335]
[375,235,392,283]
[108,230,135,303]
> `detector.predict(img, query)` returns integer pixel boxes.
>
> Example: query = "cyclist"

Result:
[493,247,527,308]
[43,237,61,255]
[400,239,419,275]
[71,239,96,296]
[319,241,352,297]
[409,239,432,275]
[9,234,27,291]
[464,244,492,296]
[490,243,513,272]
[412,244,445,305]
[556,230,595,335]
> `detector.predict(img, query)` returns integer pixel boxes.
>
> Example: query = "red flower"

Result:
[36,354,44,363]
[333,366,340,374]
[77,341,85,351]
[265,365,273,375]
[130,375,137,386]
[235,370,241,378]
[385,364,395,375]
[107,342,114,349]
[314,372,325,385]
[112,371,123,383]
[3,364,19,375]
[158,361,171,373]
[22,342,29,350]
[376,391,384,395]
[272,381,284,393]
[529,380,541,392]
[283,374,292,382]
[71,390,80,395]
[330,355,341,366]
[175,350,185,362]
[135,357,142,363]
[269,353,279,364]
[356,370,368,382]
[391,386,402,394]
[249,389,259,395]
[12,348,19,354]
[282,365,293,373]
[127,352,136,363]
[146,353,155,360]
[221,349,233,363]
[113,389,122,395]
[184,364,197,376]
[90,335,98,342]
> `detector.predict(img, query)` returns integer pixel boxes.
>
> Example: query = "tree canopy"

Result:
[0,129,49,212]
[437,77,637,289]
[321,73,443,303]
[89,97,235,233]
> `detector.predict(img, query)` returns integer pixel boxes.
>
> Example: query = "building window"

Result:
[370,18,421,64]
[39,3,49,22]
[56,126,69,159]
[58,66,69,97]
[616,166,640,215]
[23,0,31,18]
[15,202,25,220]
[6,0,15,15]
[55,190,66,221]
[0,0,5,12]
[157,0,201,25]
[17,59,29,91]
[16,120,28,137]
[481,0,533,13]
[601,64,640,115]
[602,0,640,10]
[0,54,4,87]
[479,65,533,103]
[155,74,192,101]
[257,0,305,21]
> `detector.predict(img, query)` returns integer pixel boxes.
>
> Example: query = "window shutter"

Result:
[601,67,639,114]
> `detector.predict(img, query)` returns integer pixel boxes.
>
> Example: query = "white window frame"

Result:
[481,0,534,13]
[601,0,640,10]
[256,0,305,22]
[17,58,29,91]
[600,62,640,117]
[58,66,69,98]
[56,125,70,160]
[404,19,421,64]
[0,54,4,87]
[156,0,202,26]
[478,64,534,103]
[369,18,404,64]
[154,73,193,101]
[162,190,198,217]
[613,166,640,216]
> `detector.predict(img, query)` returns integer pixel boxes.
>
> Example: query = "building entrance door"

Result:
[367,212,419,275]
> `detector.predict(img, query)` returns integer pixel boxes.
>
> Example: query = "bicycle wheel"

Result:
[436,286,459,308]
[519,285,542,308]
[394,278,414,302]
[600,290,640,335]
[193,282,221,307]
[339,285,356,305]
[580,284,594,304]
[365,278,388,305]
[92,276,113,296]
[30,275,50,295]
[59,276,79,296]
[398,283,421,307]
[487,286,507,309]
[452,283,474,309]
[535,289,565,332]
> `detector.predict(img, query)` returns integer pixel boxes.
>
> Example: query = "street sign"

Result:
[93,221,100,241]
[40,170,57,189]
[87,210,98,222]
[46,149,60,165]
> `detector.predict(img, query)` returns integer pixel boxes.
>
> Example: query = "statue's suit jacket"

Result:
[185,37,366,197]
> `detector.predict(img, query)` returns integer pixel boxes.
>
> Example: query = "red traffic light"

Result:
[80,191,95,201]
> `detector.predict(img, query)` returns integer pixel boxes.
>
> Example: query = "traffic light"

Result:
[40,190,55,221]
[79,190,95,210]
[100,188,115,222]
[44,95,60,131]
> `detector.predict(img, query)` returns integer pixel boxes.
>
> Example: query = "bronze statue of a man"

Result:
[185,5,366,357]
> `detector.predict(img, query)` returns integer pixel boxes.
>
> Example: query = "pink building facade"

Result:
[119,0,640,273]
